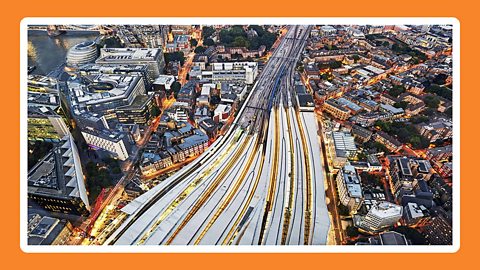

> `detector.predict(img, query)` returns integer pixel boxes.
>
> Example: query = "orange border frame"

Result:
[4,0,472,268]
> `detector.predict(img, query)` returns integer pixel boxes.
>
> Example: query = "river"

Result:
[27,30,99,76]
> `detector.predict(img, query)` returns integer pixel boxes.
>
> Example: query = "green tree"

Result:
[360,171,382,187]
[171,81,182,98]
[258,31,278,50]
[297,65,304,73]
[426,84,452,100]
[219,29,234,44]
[150,104,161,117]
[393,101,408,109]
[232,36,250,48]
[433,73,448,85]
[202,26,215,39]
[351,54,360,62]
[357,151,368,161]
[424,107,436,116]
[338,204,350,216]
[424,95,440,109]
[194,46,206,54]
[411,115,429,124]
[389,85,406,98]
[189,38,198,47]
[203,38,215,46]
[444,107,453,118]
[248,25,266,36]
[329,61,342,69]
[369,141,390,154]
[164,51,185,66]
[112,166,122,174]
[375,120,392,132]
[346,226,360,238]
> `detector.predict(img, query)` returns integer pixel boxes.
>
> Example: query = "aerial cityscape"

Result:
[25,23,455,247]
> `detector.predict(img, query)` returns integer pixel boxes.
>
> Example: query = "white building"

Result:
[320,25,337,36]
[199,62,258,85]
[152,75,175,92]
[336,163,363,214]
[358,201,403,233]
[81,128,130,161]
[325,131,358,171]
[214,104,232,123]
[167,107,189,122]
[66,41,98,67]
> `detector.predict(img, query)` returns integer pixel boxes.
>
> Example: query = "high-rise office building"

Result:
[28,134,90,216]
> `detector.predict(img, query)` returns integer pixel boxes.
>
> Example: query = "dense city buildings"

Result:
[25,22,455,248]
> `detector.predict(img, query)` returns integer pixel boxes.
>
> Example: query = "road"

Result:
[78,96,175,245]
[105,26,330,246]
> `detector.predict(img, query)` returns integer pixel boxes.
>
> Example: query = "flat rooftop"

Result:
[97,48,161,62]
[370,201,402,218]
[342,164,362,198]
[68,73,143,115]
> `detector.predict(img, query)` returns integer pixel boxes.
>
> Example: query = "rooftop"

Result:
[28,215,70,245]
[97,48,161,62]
[153,75,176,86]
[68,73,144,115]
[332,132,357,152]
[342,163,363,198]
[369,201,403,218]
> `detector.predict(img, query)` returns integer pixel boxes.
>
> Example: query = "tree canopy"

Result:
[150,104,161,118]
[432,73,448,85]
[218,25,278,50]
[318,61,343,70]
[346,226,360,238]
[388,85,406,98]
[164,51,185,66]
[170,81,182,98]
[203,38,215,46]
[391,42,427,63]
[189,38,198,47]
[201,26,215,39]
[194,46,207,54]
[393,101,409,109]
[424,95,441,109]
[426,84,452,100]
[375,120,430,149]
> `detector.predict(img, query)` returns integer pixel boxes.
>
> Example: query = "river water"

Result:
[27,30,99,76]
